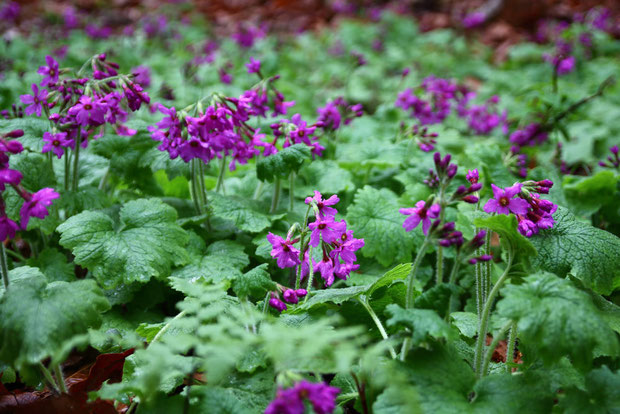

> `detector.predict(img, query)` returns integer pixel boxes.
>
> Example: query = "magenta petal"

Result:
[421,217,431,235]
[504,183,522,198]
[508,198,530,215]
[490,184,503,199]
[483,198,499,213]
[403,214,421,231]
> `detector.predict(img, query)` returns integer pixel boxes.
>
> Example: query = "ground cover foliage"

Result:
[0,3,620,413]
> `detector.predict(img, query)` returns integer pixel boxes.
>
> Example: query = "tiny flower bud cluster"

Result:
[599,145,619,169]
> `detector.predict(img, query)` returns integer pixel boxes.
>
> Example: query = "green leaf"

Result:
[473,214,537,257]
[563,171,619,215]
[367,263,412,296]
[450,312,478,338]
[496,272,619,368]
[256,144,311,182]
[58,198,189,288]
[172,240,249,284]
[10,152,56,191]
[373,385,423,414]
[232,264,276,299]
[386,304,455,345]
[559,366,620,414]
[210,192,272,233]
[347,186,420,266]
[472,371,555,412]
[298,159,354,194]
[293,285,369,311]
[529,207,620,295]
[25,248,75,282]
[0,267,109,369]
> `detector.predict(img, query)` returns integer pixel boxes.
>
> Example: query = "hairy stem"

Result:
[358,296,397,359]
[481,320,513,376]
[303,247,315,302]
[72,127,81,191]
[505,321,518,373]
[270,178,281,214]
[215,155,227,193]
[289,172,295,211]
[64,149,70,191]
[38,362,60,393]
[0,244,9,289]
[151,310,187,345]
[53,364,68,394]
[474,248,513,378]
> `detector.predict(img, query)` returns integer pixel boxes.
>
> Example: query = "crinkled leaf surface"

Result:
[256,144,311,182]
[172,240,249,284]
[559,366,620,414]
[347,186,421,266]
[57,198,189,288]
[386,304,455,345]
[472,371,555,413]
[0,267,110,369]
[209,192,272,233]
[496,272,619,368]
[529,207,620,295]
[232,264,276,299]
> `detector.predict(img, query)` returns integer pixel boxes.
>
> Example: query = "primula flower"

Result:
[19,188,60,229]
[267,233,301,268]
[269,296,287,312]
[0,215,19,242]
[37,55,59,87]
[265,381,339,414]
[0,168,22,191]
[483,184,529,215]
[20,84,48,117]
[68,95,106,126]
[42,131,72,159]
[307,216,346,247]
[305,191,339,217]
[466,169,479,184]
[399,201,441,235]
[246,57,261,74]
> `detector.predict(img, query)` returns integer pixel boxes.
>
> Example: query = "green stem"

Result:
[189,160,202,215]
[481,320,513,376]
[53,364,68,394]
[72,127,82,191]
[475,229,483,321]
[482,230,491,303]
[447,257,461,315]
[0,244,9,289]
[4,247,27,263]
[38,362,60,393]
[253,181,265,200]
[505,321,518,373]
[358,296,397,359]
[126,401,138,414]
[289,172,295,211]
[405,237,431,309]
[436,189,447,285]
[474,249,514,378]
[64,149,70,191]
[270,178,281,214]
[303,247,314,302]
[215,156,227,193]
[151,310,187,345]
[400,237,431,361]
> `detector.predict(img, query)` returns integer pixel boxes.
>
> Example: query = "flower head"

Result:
[42,131,73,159]
[246,57,261,74]
[483,184,529,215]
[19,188,60,229]
[20,84,48,117]
[305,191,339,217]
[399,201,441,235]
[265,381,339,414]
[267,232,301,268]
[37,55,59,87]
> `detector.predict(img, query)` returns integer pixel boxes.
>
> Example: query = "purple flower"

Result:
[0,168,22,191]
[267,233,301,269]
[68,95,106,126]
[246,57,261,74]
[19,188,60,229]
[282,289,299,304]
[20,84,48,117]
[466,169,479,184]
[269,297,288,313]
[131,65,152,88]
[305,191,339,217]
[0,215,19,242]
[399,201,441,235]
[314,257,336,286]
[124,83,150,111]
[462,11,485,28]
[42,131,73,159]
[483,184,529,215]
[37,55,59,87]
[308,217,346,247]
[265,381,339,414]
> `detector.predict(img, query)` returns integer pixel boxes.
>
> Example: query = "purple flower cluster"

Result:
[543,40,576,76]
[400,201,440,235]
[316,97,363,131]
[599,145,619,169]
[266,192,364,295]
[396,77,507,136]
[509,123,548,148]
[0,129,60,240]
[232,23,266,48]
[269,288,308,312]
[270,114,324,157]
[265,380,339,414]
[20,54,150,159]
[483,180,557,237]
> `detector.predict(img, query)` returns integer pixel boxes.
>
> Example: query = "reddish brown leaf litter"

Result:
[0,349,133,414]
[486,334,523,368]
